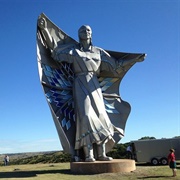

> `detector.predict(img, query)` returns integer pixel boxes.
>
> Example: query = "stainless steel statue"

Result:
[37,13,146,162]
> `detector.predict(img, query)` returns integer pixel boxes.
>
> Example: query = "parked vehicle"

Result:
[131,137,180,165]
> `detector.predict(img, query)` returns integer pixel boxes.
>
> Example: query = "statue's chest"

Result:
[75,49,101,62]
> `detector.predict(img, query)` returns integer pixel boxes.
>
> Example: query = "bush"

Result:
[107,143,127,159]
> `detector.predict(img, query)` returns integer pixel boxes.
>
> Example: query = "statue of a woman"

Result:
[37,14,145,162]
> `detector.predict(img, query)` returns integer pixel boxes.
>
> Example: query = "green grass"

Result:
[0,162,179,180]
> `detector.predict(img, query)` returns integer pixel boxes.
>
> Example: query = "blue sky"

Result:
[0,0,179,154]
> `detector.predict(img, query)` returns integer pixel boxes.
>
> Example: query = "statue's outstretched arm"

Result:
[38,17,57,51]
[118,54,146,68]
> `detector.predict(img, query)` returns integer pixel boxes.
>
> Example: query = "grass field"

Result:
[0,162,179,180]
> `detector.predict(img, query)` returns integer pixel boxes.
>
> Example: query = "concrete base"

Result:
[70,159,136,174]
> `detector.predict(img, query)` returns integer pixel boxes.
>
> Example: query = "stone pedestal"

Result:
[70,159,136,174]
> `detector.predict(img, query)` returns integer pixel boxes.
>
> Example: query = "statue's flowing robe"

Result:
[52,44,124,151]
[37,13,146,158]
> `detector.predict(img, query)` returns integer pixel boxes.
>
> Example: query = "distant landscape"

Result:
[0,151,71,165]
[0,142,130,166]
[1,137,179,166]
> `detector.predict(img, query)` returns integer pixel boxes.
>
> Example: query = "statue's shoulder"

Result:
[93,46,103,52]
[93,46,110,57]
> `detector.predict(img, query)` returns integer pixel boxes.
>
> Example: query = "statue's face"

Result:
[78,25,92,40]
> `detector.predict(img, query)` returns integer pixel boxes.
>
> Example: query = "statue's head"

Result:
[78,25,92,43]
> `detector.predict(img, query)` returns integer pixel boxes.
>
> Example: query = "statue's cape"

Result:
[37,13,146,155]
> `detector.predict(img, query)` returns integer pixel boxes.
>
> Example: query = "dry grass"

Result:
[0,162,179,180]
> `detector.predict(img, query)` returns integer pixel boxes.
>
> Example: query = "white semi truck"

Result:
[131,137,180,165]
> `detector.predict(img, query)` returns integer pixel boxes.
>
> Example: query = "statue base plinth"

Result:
[70,159,136,174]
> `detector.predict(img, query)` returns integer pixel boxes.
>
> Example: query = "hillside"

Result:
[0,151,71,165]
[0,143,129,165]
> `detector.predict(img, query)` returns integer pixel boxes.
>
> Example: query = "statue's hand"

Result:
[136,54,146,62]
[38,17,47,30]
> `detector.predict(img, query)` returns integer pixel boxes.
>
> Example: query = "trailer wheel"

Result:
[151,158,159,165]
[160,157,168,165]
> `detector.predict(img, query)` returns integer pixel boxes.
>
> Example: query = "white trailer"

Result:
[131,137,180,165]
